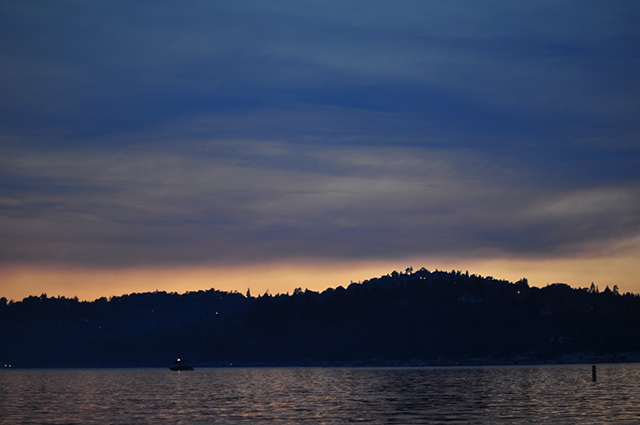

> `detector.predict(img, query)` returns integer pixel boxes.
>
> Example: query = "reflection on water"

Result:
[1,365,640,424]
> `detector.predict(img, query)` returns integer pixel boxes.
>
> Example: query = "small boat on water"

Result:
[169,358,194,371]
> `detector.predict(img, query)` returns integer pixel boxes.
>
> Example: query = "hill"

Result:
[2,268,640,367]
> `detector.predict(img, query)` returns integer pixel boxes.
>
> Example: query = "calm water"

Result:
[1,364,639,424]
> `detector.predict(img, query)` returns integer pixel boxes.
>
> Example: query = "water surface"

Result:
[1,364,639,424]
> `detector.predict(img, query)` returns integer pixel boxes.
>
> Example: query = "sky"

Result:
[1,1,640,301]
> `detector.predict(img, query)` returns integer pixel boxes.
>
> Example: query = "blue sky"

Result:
[1,1,639,299]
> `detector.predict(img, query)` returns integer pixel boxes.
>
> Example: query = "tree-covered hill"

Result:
[2,268,639,367]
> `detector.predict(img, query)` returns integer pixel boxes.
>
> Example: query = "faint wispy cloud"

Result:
[2,131,639,267]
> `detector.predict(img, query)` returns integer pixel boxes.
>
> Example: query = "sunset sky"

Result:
[2,1,640,301]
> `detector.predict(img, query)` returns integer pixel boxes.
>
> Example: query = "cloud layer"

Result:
[1,2,639,286]
[2,133,639,267]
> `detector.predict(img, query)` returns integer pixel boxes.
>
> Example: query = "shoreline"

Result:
[5,352,640,369]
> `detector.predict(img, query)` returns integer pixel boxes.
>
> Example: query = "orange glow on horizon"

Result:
[1,246,640,302]
[0,261,397,302]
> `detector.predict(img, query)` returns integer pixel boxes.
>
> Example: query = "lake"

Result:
[1,364,639,424]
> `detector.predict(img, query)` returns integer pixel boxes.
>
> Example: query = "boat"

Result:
[169,358,194,371]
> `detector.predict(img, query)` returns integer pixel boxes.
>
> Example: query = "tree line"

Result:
[1,268,639,367]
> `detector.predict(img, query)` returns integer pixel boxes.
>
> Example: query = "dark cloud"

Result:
[1,1,639,269]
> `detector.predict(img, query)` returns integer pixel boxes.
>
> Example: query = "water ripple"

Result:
[1,365,640,424]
